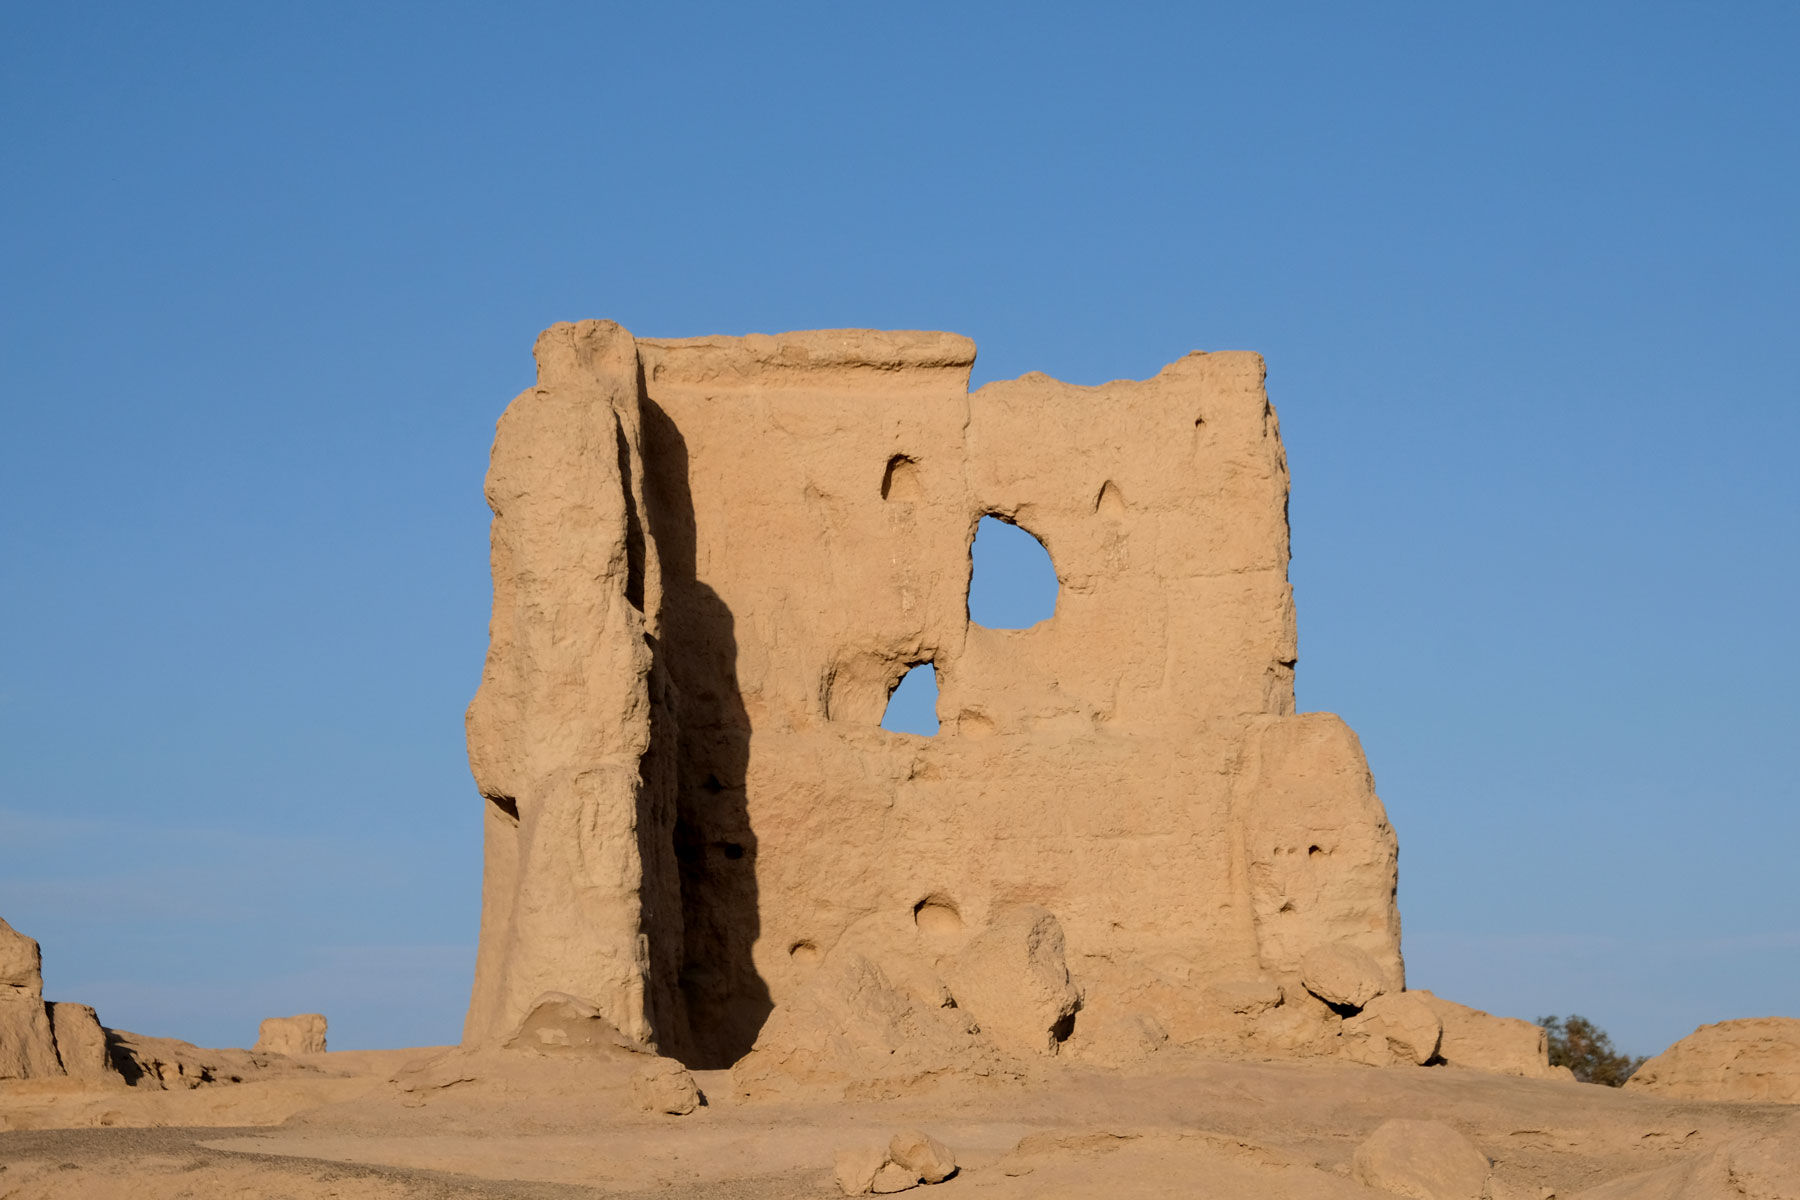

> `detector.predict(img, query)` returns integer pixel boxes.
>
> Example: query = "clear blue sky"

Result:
[3,3,1794,1056]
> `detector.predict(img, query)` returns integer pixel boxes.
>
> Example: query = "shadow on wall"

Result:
[641,395,772,1069]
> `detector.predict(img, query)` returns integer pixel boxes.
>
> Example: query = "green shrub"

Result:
[1537,1014,1647,1086]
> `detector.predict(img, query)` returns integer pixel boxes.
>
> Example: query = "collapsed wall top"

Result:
[463,321,1403,1075]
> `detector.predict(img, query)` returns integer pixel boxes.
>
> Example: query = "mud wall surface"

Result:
[463,321,1401,1069]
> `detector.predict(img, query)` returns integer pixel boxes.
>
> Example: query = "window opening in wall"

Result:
[880,663,939,735]
[968,515,1058,629]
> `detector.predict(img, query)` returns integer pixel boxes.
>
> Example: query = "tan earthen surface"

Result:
[462,321,1403,1083]
[1626,1017,1800,1103]
[0,918,62,1081]
[1351,1118,1492,1199]
[8,1048,1799,1198]
[256,1013,328,1056]
[1411,990,1569,1081]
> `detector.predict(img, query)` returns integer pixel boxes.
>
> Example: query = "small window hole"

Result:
[880,663,939,735]
[968,516,1058,629]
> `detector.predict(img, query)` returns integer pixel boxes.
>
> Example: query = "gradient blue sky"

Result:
[3,3,1795,1055]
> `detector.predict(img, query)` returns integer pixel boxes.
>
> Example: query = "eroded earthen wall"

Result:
[464,321,1402,1070]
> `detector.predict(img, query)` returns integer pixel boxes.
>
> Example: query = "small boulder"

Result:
[631,1056,700,1115]
[1343,992,1443,1066]
[1301,942,1389,1011]
[254,1012,327,1056]
[836,1143,890,1195]
[1352,1118,1491,1200]
[889,1129,956,1183]
[835,1131,957,1194]
[871,1162,921,1194]
[941,906,1080,1056]
[1409,991,1563,1079]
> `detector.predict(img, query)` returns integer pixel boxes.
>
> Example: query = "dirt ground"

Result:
[3,1047,1796,1198]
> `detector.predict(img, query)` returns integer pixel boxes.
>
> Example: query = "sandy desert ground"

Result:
[5,1041,1799,1199]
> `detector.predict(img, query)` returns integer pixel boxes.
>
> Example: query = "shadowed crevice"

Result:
[641,392,770,1069]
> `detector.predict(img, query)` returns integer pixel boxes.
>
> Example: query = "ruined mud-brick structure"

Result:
[463,321,1427,1086]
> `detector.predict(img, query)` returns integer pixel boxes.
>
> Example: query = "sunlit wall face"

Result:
[879,518,1060,737]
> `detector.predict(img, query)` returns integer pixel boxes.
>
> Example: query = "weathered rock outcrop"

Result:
[731,935,1003,1099]
[462,321,1406,1079]
[255,1013,327,1056]
[836,1130,958,1195]
[1,917,63,1080]
[1410,990,1568,1080]
[1625,1017,1800,1103]
[45,1003,112,1082]
[1343,992,1442,1066]
[631,1055,701,1115]
[3,914,300,1090]
[105,1030,303,1090]
[1301,942,1394,1012]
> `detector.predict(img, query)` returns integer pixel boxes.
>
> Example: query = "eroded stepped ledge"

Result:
[462,320,1425,1085]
